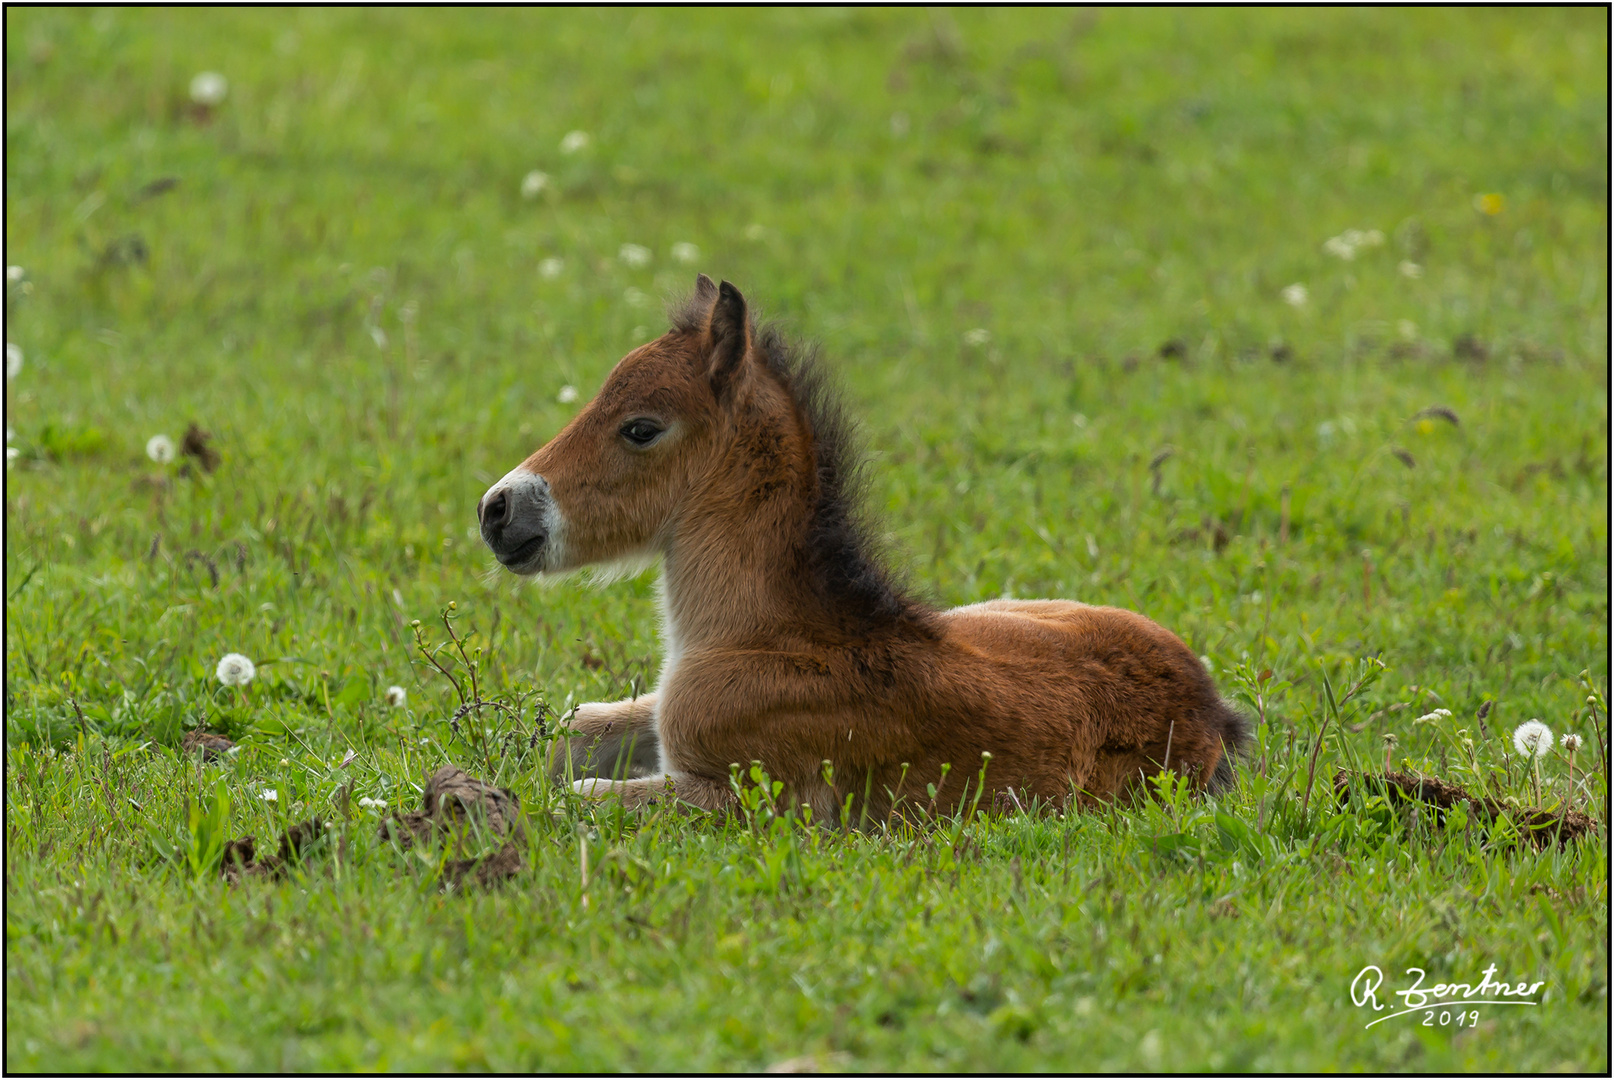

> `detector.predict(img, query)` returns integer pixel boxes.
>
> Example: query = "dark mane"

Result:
[752,323,938,639]
[669,288,935,638]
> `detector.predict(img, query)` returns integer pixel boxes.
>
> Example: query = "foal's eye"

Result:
[620,419,664,447]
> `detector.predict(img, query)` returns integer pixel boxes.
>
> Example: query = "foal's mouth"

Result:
[497,534,547,570]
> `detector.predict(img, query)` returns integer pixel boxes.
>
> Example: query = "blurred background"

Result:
[4,7,1607,743]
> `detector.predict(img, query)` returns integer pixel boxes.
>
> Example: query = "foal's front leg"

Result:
[550,694,661,781]
[571,772,737,815]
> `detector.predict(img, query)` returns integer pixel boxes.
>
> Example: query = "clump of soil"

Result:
[1333,769,1596,848]
[181,730,234,761]
[379,765,526,887]
[216,766,525,888]
[222,818,328,884]
[180,422,220,472]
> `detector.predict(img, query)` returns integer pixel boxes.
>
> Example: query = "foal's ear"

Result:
[692,273,719,305]
[706,280,750,400]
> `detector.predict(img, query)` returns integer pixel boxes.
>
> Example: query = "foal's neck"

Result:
[657,493,817,658]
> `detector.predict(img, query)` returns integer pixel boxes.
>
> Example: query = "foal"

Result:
[478,276,1247,821]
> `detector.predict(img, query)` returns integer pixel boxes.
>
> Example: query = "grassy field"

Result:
[4,7,1608,1071]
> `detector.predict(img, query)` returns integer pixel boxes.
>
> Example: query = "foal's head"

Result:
[478,275,799,577]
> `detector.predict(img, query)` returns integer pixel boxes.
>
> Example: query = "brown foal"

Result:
[477,276,1247,822]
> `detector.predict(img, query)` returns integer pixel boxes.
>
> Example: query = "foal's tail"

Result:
[1206,698,1253,795]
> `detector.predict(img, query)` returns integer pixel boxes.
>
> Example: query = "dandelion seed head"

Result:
[6,343,23,379]
[215,652,256,687]
[670,242,700,265]
[618,243,651,268]
[559,130,590,154]
[146,434,176,464]
[538,257,564,280]
[1561,732,1582,753]
[189,71,229,107]
[520,170,550,199]
[1398,260,1424,280]
[385,685,407,707]
[6,266,23,282]
[1414,708,1453,724]
[1512,719,1552,759]
[1281,283,1309,307]
[557,384,579,404]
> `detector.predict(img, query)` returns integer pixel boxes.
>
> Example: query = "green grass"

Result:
[4,7,1608,1071]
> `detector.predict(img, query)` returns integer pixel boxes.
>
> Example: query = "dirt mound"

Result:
[181,730,235,761]
[1333,769,1596,847]
[221,818,328,883]
[215,766,527,888]
[379,765,526,887]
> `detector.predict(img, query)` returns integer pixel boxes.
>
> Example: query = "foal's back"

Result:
[923,599,1239,803]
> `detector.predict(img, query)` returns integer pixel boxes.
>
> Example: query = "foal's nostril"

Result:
[481,489,509,530]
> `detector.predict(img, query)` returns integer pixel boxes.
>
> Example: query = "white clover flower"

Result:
[6,266,23,282]
[538,257,564,280]
[1323,235,1357,261]
[358,796,388,810]
[189,71,229,107]
[559,130,590,154]
[1323,228,1384,260]
[1512,720,1553,759]
[146,434,176,464]
[618,243,651,268]
[1281,283,1309,307]
[259,788,278,802]
[216,652,256,687]
[670,242,700,265]
[557,384,579,404]
[1398,260,1423,280]
[1561,732,1582,753]
[1414,708,1453,724]
[6,343,22,379]
[520,170,550,198]
[963,328,990,346]
[385,685,407,707]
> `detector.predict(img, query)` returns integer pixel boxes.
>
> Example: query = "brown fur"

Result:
[488,276,1247,821]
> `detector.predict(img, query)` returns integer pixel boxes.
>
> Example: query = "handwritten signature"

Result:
[1351,964,1544,1029]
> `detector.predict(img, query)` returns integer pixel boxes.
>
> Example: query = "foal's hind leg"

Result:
[551,694,662,781]
[572,773,736,814]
